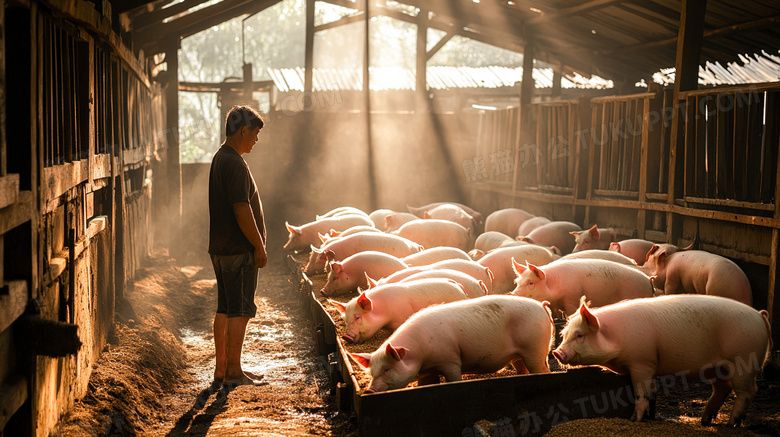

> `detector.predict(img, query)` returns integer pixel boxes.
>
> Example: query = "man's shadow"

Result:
[165,381,237,437]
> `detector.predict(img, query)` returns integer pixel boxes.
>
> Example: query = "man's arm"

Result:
[233,202,267,268]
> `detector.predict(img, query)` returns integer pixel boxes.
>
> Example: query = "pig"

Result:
[384,212,420,233]
[516,216,551,237]
[284,214,374,252]
[400,269,488,298]
[643,249,753,305]
[609,239,656,266]
[324,225,381,241]
[484,208,534,236]
[644,241,696,263]
[392,219,472,252]
[402,247,471,267]
[368,209,394,231]
[423,204,475,231]
[321,251,408,297]
[304,232,422,275]
[474,231,527,253]
[378,259,494,292]
[571,224,617,252]
[316,206,369,220]
[478,245,556,294]
[329,278,469,343]
[351,295,554,392]
[407,202,483,226]
[561,249,638,267]
[518,221,582,255]
[511,258,654,317]
[553,295,772,425]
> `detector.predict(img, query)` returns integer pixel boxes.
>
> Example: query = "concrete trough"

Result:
[286,254,635,436]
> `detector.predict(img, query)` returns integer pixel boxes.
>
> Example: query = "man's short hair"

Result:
[225,105,264,137]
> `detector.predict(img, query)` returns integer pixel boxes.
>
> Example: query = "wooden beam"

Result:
[314,12,365,33]
[0,375,27,430]
[304,0,315,95]
[525,0,625,25]
[164,37,182,257]
[132,0,210,31]
[425,32,453,61]
[364,0,377,211]
[416,7,427,102]
[15,316,82,357]
[111,0,160,14]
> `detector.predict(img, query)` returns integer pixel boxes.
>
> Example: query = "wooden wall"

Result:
[470,82,780,345]
[0,1,167,435]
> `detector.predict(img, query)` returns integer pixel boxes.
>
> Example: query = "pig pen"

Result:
[287,253,637,436]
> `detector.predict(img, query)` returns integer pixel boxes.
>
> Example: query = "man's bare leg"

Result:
[213,313,227,382]
[223,316,263,385]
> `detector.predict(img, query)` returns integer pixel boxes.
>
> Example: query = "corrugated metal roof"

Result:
[268,66,613,92]
[647,50,780,87]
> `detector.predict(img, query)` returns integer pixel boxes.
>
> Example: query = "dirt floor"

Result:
[53,250,780,436]
[54,251,357,436]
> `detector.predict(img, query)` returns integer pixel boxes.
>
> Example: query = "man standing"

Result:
[208,105,268,386]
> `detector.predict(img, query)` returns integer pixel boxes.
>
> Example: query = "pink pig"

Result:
[321,251,408,297]
[423,204,475,231]
[561,249,638,267]
[352,295,554,392]
[330,278,468,343]
[511,258,654,317]
[478,245,556,294]
[392,219,472,252]
[400,269,488,298]
[384,212,420,232]
[553,295,772,425]
[609,239,656,266]
[407,202,483,226]
[518,221,582,255]
[377,259,494,292]
[571,224,617,252]
[474,231,527,253]
[643,249,753,305]
[284,214,374,252]
[315,206,369,220]
[303,232,422,275]
[368,209,394,230]
[402,247,471,267]
[516,216,551,238]
[484,208,534,236]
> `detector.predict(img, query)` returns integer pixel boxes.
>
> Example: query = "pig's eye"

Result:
[382,367,390,374]
[354,315,361,321]
[528,281,534,286]
[575,332,584,339]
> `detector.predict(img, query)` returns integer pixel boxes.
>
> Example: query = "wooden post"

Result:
[304,0,314,95]
[364,0,377,210]
[415,7,427,111]
[573,96,591,224]
[551,64,562,100]
[164,37,183,258]
[666,0,707,245]
[769,97,780,345]
[511,35,535,202]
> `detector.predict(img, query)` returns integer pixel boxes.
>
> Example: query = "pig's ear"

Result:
[569,230,583,237]
[310,244,323,254]
[330,229,342,237]
[357,292,373,311]
[325,250,336,261]
[609,242,620,252]
[579,303,600,330]
[645,244,659,262]
[329,299,346,314]
[318,233,329,243]
[364,273,377,289]
[527,263,546,280]
[549,246,561,256]
[285,222,301,235]
[478,281,488,296]
[423,211,430,219]
[657,249,669,266]
[588,225,600,240]
[351,353,372,368]
[385,343,408,361]
[681,240,695,250]
[331,262,343,273]
[485,267,494,282]
[511,257,527,275]
[517,236,530,243]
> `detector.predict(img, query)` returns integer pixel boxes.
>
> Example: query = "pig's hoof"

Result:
[701,416,713,426]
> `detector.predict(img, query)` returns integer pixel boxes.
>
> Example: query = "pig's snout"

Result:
[552,349,568,364]
[341,332,357,343]
[364,388,376,394]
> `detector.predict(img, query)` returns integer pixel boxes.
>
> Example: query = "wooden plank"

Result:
[643,88,662,196]
[304,0,314,95]
[705,97,717,198]
[762,92,780,203]
[609,101,620,190]
[0,374,28,430]
[683,196,774,211]
[733,92,748,201]
[745,92,763,202]
[718,93,735,199]
[680,81,780,97]
[0,174,20,210]
[693,95,706,197]
[683,95,697,198]
[0,280,27,334]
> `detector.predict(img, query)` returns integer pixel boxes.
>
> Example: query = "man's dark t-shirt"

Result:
[208,145,266,255]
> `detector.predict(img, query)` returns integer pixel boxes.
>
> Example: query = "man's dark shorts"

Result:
[210,252,258,318]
